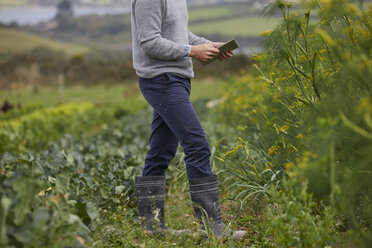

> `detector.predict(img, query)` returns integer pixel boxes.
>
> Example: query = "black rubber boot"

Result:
[135,175,192,236]
[135,175,166,233]
[189,175,247,240]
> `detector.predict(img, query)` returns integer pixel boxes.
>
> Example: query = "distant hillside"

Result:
[0,0,256,7]
[1,0,370,8]
[0,0,130,7]
[0,27,89,55]
[22,3,277,51]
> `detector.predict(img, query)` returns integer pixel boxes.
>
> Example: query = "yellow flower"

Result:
[315,28,336,47]
[319,0,330,5]
[284,162,297,177]
[268,145,280,155]
[357,96,372,114]
[284,162,294,170]
[296,133,304,139]
[280,125,290,133]
[288,171,297,178]
[259,30,272,37]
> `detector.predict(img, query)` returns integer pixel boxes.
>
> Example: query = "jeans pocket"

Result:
[138,74,170,108]
[139,73,170,91]
[163,78,191,105]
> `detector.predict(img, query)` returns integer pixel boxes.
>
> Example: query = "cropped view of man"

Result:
[131,0,246,240]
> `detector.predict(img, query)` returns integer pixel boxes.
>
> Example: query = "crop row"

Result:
[0,107,154,247]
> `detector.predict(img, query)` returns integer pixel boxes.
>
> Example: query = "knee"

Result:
[181,129,211,156]
[148,141,178,160]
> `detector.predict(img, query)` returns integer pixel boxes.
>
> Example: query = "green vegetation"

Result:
[190,16,281,36]
[0,80,225,106]
[187,4,281,37]
[0,27,89,55]
[189,6,235,21]
[14,3,267,49]
[0,46,248,88]
[0,0,124,7]
[36,14,132,47]
[219,0,372,246]
[0,101,246,247]
[0,0,27,6]
[188,4,255,22]
[0,84,140,106]
[1,1,372,247]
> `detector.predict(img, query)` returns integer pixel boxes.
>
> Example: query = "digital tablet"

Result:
[201,39,239,65]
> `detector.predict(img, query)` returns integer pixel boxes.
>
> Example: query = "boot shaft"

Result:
[135,176,166,232]
[188,175,224,234]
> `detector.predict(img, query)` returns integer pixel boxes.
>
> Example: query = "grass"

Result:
[189,16,281,37]
[0,79,226,107]
[0,27,89,55]
[91,175,251,247]
[0,0,123,6]
[188,4,255,22]
[0,0,26,6]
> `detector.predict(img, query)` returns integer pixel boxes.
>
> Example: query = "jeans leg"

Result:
[139,73,213,179]
[142,110,179,176]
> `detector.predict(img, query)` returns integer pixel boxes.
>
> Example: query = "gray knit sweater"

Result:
[131,0,210,79]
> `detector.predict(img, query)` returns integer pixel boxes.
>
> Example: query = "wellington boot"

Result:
[188,175,247,241]
[135,175,192,237]
[135,176,166,233]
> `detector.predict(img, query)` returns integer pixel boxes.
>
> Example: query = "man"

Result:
[131,0,246,240]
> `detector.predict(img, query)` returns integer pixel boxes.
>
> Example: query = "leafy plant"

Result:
[219,0,372,246]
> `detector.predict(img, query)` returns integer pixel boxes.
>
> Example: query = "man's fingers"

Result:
[218,55,226,61]
[221,54,228,59]
[225,52,233,58]
[207,46,219,53]
[205,55,214,60]
[206,52,216,57]
[217,51,234,61]
[209,47,220,54]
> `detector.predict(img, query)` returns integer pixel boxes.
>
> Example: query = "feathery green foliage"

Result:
[220,0,372,246]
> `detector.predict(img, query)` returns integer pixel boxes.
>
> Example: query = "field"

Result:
[188,4,255,21]
[1,1,372,248]
[0,0,27,6]
[0,79,225,106]
[0,0,126,7]
[0,27,89,55]
[2,4,275,52]
[189,16,281,36]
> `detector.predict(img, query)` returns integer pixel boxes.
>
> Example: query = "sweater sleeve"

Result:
[133,0,185,61]
[188,29,211,45]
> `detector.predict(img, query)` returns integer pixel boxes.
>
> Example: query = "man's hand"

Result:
[190,43,220,62]
[209,42,234,61]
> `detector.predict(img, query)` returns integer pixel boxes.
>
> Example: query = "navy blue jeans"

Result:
[138,73,214,179]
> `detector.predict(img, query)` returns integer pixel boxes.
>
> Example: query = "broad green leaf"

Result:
[86,202,99,220]
[13,177,40,225]
[55,167,73,194]
[115,185,125,194]
[0,196,12,245]
[32,207,50,226]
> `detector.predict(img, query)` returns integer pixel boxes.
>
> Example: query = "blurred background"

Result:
[0,0,279,109]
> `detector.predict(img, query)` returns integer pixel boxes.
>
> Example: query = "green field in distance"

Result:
[0,27,89,55]
[189,16,281,36]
